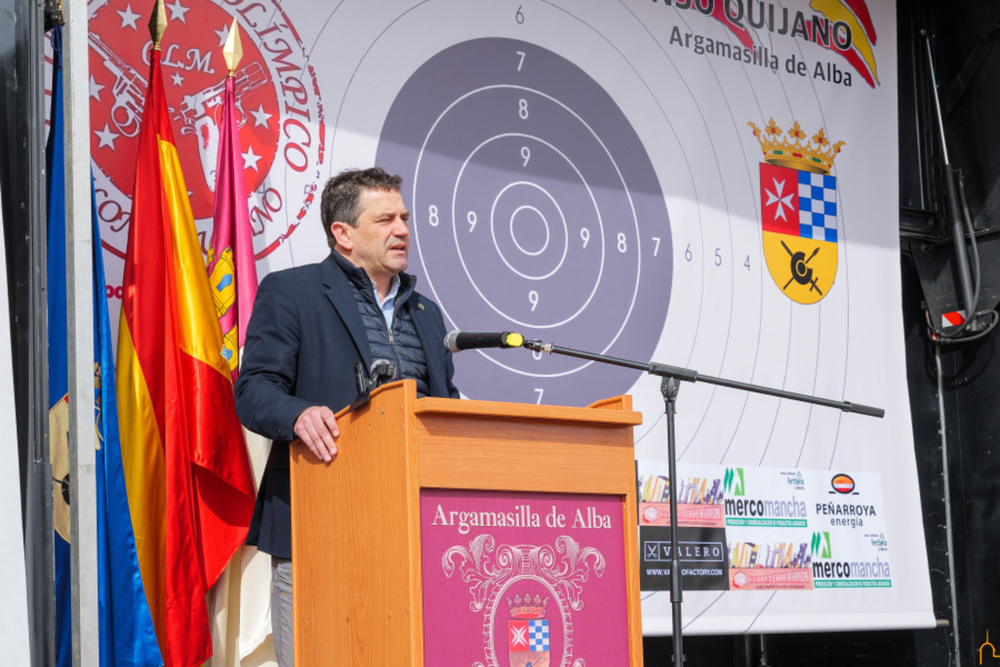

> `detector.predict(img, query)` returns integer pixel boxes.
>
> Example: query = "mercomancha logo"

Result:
[723,468,745,496]
[810,531,892,588]
[811,531,831,559]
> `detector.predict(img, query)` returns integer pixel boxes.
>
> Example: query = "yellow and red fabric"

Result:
[115,48,256,667]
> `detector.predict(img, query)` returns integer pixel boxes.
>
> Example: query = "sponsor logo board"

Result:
[637,463,892,592]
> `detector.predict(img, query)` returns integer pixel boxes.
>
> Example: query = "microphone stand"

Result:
[521,339,884,666]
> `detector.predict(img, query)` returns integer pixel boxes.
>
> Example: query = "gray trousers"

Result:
[271,556,294,667]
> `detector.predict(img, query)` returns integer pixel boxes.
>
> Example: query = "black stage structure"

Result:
[643,1,1000,665]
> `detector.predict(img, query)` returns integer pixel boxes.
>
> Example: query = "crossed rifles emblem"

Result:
[780,240,823,296]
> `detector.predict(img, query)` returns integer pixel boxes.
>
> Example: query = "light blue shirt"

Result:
[375,275,400,328]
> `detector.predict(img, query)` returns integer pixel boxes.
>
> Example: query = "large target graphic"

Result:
[377,38,672,407]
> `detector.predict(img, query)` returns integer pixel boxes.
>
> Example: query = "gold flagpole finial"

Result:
[149,0,167,49]
[223,18,243,75]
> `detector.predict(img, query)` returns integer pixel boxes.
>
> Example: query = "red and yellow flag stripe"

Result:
[116,48,255,667]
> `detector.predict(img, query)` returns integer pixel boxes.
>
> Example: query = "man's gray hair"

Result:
[320,167,404,249]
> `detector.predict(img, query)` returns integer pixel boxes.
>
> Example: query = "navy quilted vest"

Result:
[335,253,430,396]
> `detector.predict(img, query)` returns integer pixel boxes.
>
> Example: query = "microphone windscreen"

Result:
[444,331,524,352]
[444,330,461,353]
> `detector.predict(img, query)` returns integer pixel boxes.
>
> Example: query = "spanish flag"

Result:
[115,42,256,667]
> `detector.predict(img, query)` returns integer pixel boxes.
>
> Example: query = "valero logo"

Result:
[724,468,745,497]
[831,474,855,494]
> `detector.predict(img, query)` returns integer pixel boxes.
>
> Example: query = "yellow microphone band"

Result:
[505,332,525,348]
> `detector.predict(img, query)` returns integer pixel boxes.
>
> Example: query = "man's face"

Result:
[336,188,410,282]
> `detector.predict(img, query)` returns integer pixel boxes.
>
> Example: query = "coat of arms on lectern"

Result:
[507,594,550,667]
[442,535,605,667]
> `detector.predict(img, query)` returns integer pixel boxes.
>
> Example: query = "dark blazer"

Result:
[235,252,460,558]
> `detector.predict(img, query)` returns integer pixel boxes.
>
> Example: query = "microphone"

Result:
[349,359,397,412]
[444,330,525,353]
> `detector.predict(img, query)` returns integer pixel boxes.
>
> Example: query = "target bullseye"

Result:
[487,180,568,281]
[509,205,549,257]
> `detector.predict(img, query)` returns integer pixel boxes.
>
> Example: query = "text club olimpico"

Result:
[89,0,324,261]
[221,0,325,243]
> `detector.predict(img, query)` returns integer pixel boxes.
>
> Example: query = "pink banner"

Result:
[729,568,814,591]
[420,489,631,667]
[639,503,725,528]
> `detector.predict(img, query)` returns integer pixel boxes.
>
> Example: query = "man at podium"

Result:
[234,167,461,667]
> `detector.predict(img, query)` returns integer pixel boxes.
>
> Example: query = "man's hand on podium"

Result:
[294,405,340,463]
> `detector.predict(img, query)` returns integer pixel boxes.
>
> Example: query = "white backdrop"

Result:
[85,0,933,635]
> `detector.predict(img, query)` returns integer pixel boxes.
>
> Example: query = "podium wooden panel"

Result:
[290,380,644,666]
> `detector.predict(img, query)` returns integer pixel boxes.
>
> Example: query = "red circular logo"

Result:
[87,0,324,260]
[642,506,659,523]
[831,474,855,494]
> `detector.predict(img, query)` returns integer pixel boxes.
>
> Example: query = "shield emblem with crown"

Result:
[749,119,845,305]
[507,593,551,667]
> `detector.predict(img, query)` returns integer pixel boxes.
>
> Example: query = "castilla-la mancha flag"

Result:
[115,45,256,667]
[207,72,258,380]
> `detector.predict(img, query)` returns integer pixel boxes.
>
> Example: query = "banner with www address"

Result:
[638,462,894,621]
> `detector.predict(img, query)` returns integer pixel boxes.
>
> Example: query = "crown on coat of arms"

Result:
[748,118,845,175]
[506,593,549,619]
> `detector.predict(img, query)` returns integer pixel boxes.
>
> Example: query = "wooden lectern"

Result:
[290,380,644,666]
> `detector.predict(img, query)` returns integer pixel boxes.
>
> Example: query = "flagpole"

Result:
[62,0,98,660]
[206,18,274,666]
[114,3,256,662]
[223,16,243,76]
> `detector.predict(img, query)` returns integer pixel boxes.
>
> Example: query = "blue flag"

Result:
[45,27,72,667]
[46,24,163,667]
